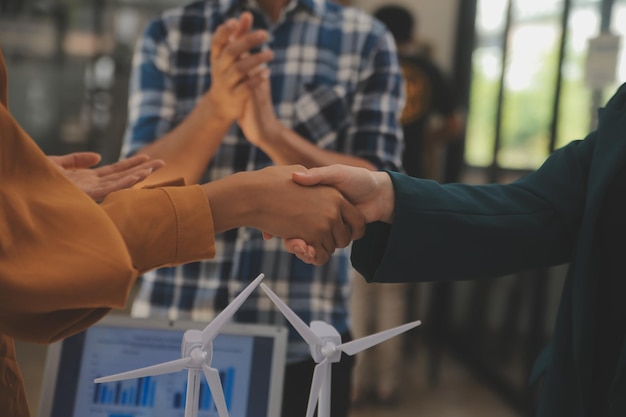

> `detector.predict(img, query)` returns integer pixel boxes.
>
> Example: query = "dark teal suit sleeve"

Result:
[351,131,596,283]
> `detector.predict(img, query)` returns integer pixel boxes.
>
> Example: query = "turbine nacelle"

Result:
[182,329,212,367]
[310,321,341,363]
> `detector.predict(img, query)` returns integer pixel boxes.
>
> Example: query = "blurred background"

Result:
[3,0,626,416]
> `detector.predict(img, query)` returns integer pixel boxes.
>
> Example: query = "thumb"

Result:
[70,152,102,169]
[291,165,345,187]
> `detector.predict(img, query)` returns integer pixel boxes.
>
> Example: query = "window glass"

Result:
[465,0,623,170]
[497,7,561,169]
[464,0,508,167]
[0,0,178,161]
[555,3,599,149]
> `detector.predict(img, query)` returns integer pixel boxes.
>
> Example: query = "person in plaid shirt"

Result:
[120,1,404,415]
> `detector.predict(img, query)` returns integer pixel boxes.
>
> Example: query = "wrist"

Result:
[203,171,257,234]
[374,171,395,224]
[253,117,284,147]
[199,92,236,127]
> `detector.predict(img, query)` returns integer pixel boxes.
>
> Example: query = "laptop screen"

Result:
[37,315,287,417]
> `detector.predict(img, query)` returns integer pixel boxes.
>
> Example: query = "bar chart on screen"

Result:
[89,370,236,416]
[92,376,156,407]
[68,326,251,417]
[172,368,235,411]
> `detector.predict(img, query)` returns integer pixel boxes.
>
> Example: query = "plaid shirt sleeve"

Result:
[121,18,176,158]
[347,27,406,172]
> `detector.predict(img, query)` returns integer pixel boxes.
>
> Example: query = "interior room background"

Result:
[2,0,626,415]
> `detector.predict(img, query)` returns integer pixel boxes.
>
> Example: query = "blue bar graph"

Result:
[93,377,155,407]
[173,367,235,411]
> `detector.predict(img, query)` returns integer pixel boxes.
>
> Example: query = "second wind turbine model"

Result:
[260,283,421,417]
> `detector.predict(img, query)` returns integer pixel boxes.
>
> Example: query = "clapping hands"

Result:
[203,11,273,124]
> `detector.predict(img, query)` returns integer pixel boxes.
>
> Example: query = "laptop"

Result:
[37,315,288,417]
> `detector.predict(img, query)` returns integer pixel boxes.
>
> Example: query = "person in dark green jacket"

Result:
[286,84,626,416]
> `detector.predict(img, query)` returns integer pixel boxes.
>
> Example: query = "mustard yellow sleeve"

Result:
[0,103,137,341]
[100,184,216,275]
[0,101,215,343]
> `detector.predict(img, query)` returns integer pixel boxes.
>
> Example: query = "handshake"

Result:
[203,164,396,266]
[50,152,395,266]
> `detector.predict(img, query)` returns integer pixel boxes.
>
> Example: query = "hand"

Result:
[281,165,395,263]
[237,68,282,147]
[201,12,274,124]
[204,164,366,265]
[292,165,395,223]
[48,152,165,202]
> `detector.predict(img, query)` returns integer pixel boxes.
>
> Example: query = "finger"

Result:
[246,63,271,81]
[223,30,268,61]
[311,244,330,266]
[341,202,366,242]
[218,39,270,91]
[230,48,272,79]
[234,11,254,39]
[291,169,322,186]
[94,155,163,177]
[293,165,354,188]
[284,239,317,264]
[331,208,354,249]
[318,229,336,263]
[211,18,239,62]
[228,54,272,93]
[93,154,149,175]
[123,167,157,184]
[97,162,162,186]
[283,238,310,255]
[241,67,270,90]
[50,152,102,169]
[291,249,315,264]
[92,175,142,201]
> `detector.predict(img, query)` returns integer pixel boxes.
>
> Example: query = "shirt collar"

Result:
[218,0,323,18]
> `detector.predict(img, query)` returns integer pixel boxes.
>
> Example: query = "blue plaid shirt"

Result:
[122,0,404,361]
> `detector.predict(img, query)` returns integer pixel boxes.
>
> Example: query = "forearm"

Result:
[354,136,595,283]
[101,185,216,273]
[135,98,231,185]
[258,124,376,169]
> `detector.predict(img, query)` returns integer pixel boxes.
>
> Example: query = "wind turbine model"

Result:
[260,283,421,417]
[94,273,266,417]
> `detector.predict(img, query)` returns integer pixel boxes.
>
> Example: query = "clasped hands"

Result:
[202,11,283,147]
[258,164,395,266]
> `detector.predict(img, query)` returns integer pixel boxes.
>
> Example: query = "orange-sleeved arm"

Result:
[0,47,215,417]
[0,104,215,344]
[100,184,215,276]
[0,102,137,341]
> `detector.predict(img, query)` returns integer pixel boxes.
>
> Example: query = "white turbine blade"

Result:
[202,273,265,340]
[260,283,323,346]
[305,359,329,417]
[185,370,201,417]
[337,320,422,356]
[202,365,229,417]
[94,357,191,383]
